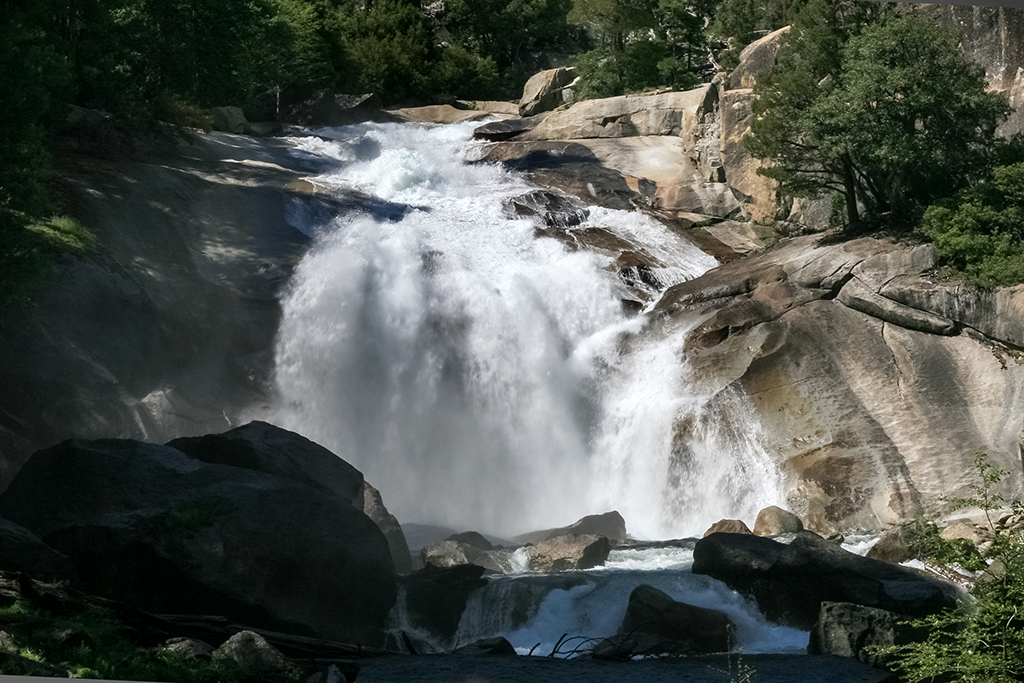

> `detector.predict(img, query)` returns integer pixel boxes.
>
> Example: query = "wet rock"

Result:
[703,519,752,537]
[808,602,920,668]
[211,106,249,135]
[164,637,214,661]
[865,527,912,565]
[502,189,590,228]
[473,118,536,142]
[0,436,397,645]
[287,90,382,127]
[421,540,504,573]
[363,483,412,575]
[249,121,284,137]
[594,584,734,659]
[525,534,611,571]
[519,67,577,117]
[400,564,488,643]
[0,516,75,581]
[213,630,288,673]
[454,637,517,656]
[514,511,627,545]
[753,506,804,537]
[693,531,960,630]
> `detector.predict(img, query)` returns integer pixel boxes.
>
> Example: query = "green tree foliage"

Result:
[336,0,436,102]
[569,0,715,98]
[708,0,807,68]
[747,6,1009,230]
[919,163,1024,288]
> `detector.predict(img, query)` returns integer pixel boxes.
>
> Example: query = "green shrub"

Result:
[919,163,1024,288]
[881,454,1024,682]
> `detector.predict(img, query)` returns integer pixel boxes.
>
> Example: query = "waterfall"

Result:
[268,120,784,538]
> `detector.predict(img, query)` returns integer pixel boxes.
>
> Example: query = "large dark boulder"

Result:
[472,118,536,142]
[0,517,75,581]
[594,584,734,659]
[399,564,488,644]
[692,531,960,630]
[168,421,364,506]
[286,90,386,127]
[808,602,922,668]
[0,438,397,645]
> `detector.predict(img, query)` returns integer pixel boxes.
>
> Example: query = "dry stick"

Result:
[549,633,569,657]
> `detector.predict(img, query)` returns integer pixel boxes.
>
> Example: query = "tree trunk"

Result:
[842,157,859,230]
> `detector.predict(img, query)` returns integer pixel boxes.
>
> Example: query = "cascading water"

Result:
[268,119,785,539]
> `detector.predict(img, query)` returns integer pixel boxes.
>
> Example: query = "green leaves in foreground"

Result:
[882,454,1024,682]
[920,163,1024,288]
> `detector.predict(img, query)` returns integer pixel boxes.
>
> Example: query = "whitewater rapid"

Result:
[268,120,785,539]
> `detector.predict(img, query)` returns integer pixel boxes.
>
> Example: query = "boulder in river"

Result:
[0,435,397,645]
[502,189,590,228]
[703,519,752,536]
[514,510,627,545]
[210,106,249,135]
[421,540,504,573]
[399,564,488,644]
[753,506,804,536]
[692,531,960,630]
[594,584,734,659]
[525,534,611,571]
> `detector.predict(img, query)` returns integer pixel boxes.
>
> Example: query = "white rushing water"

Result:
[269,120,785,539]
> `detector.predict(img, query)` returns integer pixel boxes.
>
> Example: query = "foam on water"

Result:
[490,570,808,657]
[270,120,784,538]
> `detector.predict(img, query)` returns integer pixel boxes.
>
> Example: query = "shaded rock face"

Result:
[595,585,734,659]
[287,90,382,127]
[808,602,919,668]
[169,422,412,576]
[525,534,611,571]
[398,564,488,643]
[0,133,313,492]
[0,517,75,581]
[692,532,960,630]
[211,106,249,135]
[0,436,397,645]
[514,511,627,545]
[168,421,365,505]
[363,483,413,575]
[519,67,577,117]
[656,235,1024,532]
